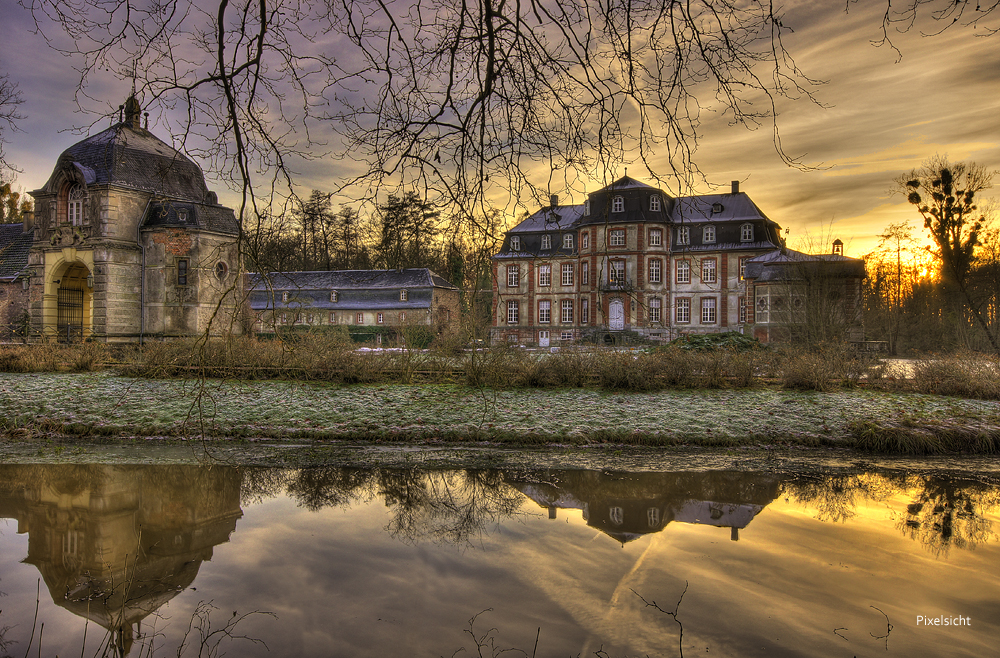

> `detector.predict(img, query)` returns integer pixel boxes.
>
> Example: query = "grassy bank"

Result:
[0,372,998,454]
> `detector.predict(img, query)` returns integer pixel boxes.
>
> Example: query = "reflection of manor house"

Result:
[26,96,241,341]
[0,465,243,654]
[511,470,781,543]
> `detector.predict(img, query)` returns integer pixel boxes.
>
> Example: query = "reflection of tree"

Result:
[784,470,1000,554]
[281,467,525,545]
[898,477,1000,557]
[240,467,296,506]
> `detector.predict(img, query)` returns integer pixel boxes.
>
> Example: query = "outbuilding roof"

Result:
[247,268,458,292]
[0,224,33,281]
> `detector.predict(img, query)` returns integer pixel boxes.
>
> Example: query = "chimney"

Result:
[550,194,558,207]
[731,180,740,195]
[22,209,34,234]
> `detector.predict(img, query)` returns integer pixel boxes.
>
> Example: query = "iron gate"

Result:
[57,288,84,341]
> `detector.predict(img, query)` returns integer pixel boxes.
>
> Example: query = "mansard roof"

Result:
[142,199,239,236]
[247,268,457,313]
[744,248,866,282]
[670,192,777,224]
[507,204,585,233]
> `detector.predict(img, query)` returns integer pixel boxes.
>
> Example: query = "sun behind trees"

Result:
[865,156,1000,354]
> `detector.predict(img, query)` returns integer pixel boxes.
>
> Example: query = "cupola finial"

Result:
[124,95,142,130]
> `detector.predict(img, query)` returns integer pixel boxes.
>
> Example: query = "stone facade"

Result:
[27,97,241,341]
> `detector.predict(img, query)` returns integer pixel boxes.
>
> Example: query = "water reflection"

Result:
[507,470,781,543]
[0,465,242,655]
[1,463,999,656]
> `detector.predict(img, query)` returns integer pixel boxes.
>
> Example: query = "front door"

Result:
[538,330,549,347]
[57,287,84,341]
[609,298,625,330]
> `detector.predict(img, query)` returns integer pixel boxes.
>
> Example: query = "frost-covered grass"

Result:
[1,372,998,451]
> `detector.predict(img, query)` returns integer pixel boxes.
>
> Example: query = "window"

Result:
[712,202,724,214]
[609,228,625,246]
[741,223,754,242]
[538,264,551,286]
[67,184,85,225]
[507,264,519,287]
[738,297,748,323]
[649,228,662,246]
[356,312,364,324]
[702,297,717,323]
[561,331,574,341]
[178,259,189,286]
[507,300,519,324]
[612,195,624,213]
[676,298,691,323]
[330,290,339,302]
[541,234,552,250]
[676,260,691,284]
[281,290,288,302]
[650,297,661,323]
[648,259,662,284]
[581,261,589,285]
[329,312,337,323]
[561,263,574,286]
[648,508,660,527]
[649,195,661,212]
[739,257,748,281]
[584,199,591,216]
[538,300,551,323]
[676,226,690,245]
[399,311,407,322]
[703,225,716,244]
[280,313,288,324]
[296,313,303,324]
[377,312,384,324]
[561,299,574,323]
[582,232,590,249]
[177,209,189,223]
[306,313,314,324]
[702,258,717,284]
[510,236,520,251]
[563,233,574,249]
[609,260,626,285]
[610,506,624,525]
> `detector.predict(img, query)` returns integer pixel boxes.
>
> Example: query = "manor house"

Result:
[491,176,864,345]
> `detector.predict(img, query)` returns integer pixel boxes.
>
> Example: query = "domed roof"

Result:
[42,101,210,202]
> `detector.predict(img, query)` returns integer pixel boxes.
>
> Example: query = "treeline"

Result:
[243,189,499,288]
[863,157,1000,355]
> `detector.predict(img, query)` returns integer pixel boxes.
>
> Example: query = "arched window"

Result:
[612,195,624,213]
[67,185,85,226]
[584,199,591,216]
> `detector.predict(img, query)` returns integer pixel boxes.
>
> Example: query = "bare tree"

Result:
[0,67,25,175]
[898,156,999,352]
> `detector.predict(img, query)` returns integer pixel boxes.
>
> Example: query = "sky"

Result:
[1,0,998,258]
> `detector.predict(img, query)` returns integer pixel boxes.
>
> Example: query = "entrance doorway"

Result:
[55,263,91,341]
[538,330,549,347]
[609,298,624,330]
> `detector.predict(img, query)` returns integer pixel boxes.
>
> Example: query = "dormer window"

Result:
[562,233,573,249]
[584,199,591,216]
[177,209,189,223]
[330,290,339,302]
[712,202,724,214]
[281,291,289,303]
[703,225,716,244]
[612,195,625,213]
[541,234,552,250]
[400,289,408,301]
[741,223,754,242]
[67,184,85,226]
[510,236,520,251]
[649,195,661,212]
[676,227,690,245]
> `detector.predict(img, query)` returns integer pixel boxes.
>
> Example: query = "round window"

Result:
[215,262,229,281]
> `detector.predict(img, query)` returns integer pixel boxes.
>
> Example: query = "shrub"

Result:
[912,352,1000,400]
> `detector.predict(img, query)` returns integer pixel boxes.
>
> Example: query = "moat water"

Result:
[0,462,997,657]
